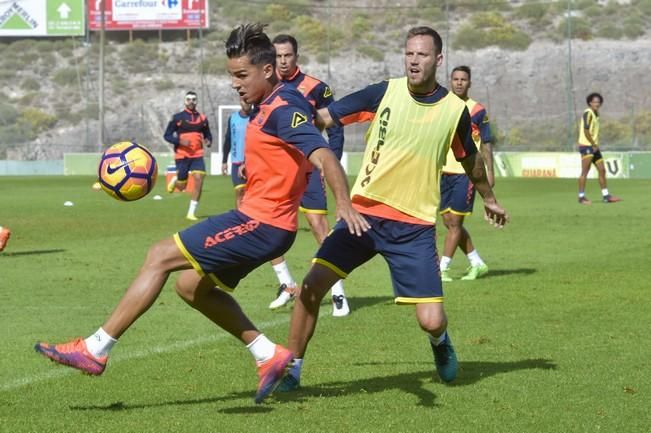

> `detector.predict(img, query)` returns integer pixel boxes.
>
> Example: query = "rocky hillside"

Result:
[2,0,651,159]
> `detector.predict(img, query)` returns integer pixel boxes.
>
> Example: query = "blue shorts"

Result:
[174,210,296,291]
[578,146,603,164]
[314,215,443,304]
[231,163,246,189]
[175,157,206,182]
[300,169,327,214]
[440,173,475,215]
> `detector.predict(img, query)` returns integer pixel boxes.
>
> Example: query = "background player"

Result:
[439,65,494,281]
[577,92,621,204]
[267,34,349,317]
[164,91,213,220]
[0,225,10,252]
[34,23,369,405]
[222,97,251,209]
[273,26,509,392]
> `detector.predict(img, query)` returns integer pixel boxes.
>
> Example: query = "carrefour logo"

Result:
[114,0,178,8]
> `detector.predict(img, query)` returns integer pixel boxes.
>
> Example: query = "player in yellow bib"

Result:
[265,27,509,395]
[577,93,621,204]
[439,65,494,281]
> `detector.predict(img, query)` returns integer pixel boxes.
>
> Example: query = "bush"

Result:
[19,108,58,135]
[453,12,531,50]
[637,0,651,15]
[201,57,226,75]
[575,0,597,10]
[351,14,372,39]
[596,23,623,39]
[514,1,549,21]
[119,40,161,73]
[622,16,645,38]
[20,77,40,91]
[0,101,19,126]
[52,67,80,86]
[293,15,328,53]
[557,17,593,40]
[18,92,39,105]
[583,5,602,18]
[356,45,384,61]
[111,77,129,95]
[10,39,36,53]
[154,79,175,91]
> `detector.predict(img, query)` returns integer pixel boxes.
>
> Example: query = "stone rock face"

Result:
[7,38,651,159]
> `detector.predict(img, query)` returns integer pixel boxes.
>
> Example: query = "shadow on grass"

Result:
[70,358,555,412]
[481,268,537,279]
[345,295,393,311]
[1,249,66,257]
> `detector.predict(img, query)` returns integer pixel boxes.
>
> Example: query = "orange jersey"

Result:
[163,109,213,159]
[238,85,328,231]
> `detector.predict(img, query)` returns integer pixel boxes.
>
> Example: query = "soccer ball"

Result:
[98,141,158,201]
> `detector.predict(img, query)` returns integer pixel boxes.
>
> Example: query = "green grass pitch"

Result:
[0,175,649,433]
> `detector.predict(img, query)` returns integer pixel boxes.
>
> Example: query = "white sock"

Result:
[429,331,448,346]
[467,250,485,267]
[288,358,303,379]
[440,256,452,271]
[84,327,117,358]
[601,188,609,197]
[578,192,585,198]
[247,334,276,363]
[272,261,296,287]
[330,280,345,297]
[188,200,199,216]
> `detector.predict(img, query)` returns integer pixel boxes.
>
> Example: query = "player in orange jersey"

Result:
[164,91,213,220]
[35,23,369,405]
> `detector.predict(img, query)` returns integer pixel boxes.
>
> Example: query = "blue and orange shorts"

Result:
[231,162,246,189]
[439,173,476,216]
[174,210,295,291]
[175,157,206,182]
[578,146,603,164]
[300,169,327,214]
[314,214,443,304]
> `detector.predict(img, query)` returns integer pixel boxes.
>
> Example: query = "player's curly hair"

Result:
[225,23,276,66]
[586,92,603,105]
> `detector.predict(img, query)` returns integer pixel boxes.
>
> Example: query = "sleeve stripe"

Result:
[338,111,375,126]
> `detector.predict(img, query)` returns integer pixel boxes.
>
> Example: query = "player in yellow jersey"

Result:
[266,27,509,395]
[439,66,494,281]
[577,93,621,204]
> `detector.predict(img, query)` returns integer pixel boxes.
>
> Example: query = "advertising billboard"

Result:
[0,0,85,36]
[88,0,209,30]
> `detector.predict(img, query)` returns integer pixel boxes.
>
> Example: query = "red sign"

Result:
[88,0,209,30]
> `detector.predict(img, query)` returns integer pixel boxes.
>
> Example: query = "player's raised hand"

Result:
[484,201,509,229]
[336,204,370,237]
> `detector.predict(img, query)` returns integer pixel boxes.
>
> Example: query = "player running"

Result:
[267,34,350,317]
[163,91,213,220]
[439,66,494,281]
[271,26,509,393]
[34,23,369,405]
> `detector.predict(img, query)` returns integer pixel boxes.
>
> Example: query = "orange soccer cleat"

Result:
[0,227,11,252]
[254,344,293,404]
[34,338,107,376]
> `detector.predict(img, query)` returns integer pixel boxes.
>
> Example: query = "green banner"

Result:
[494,152,630,179]
[0,0,84,37]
